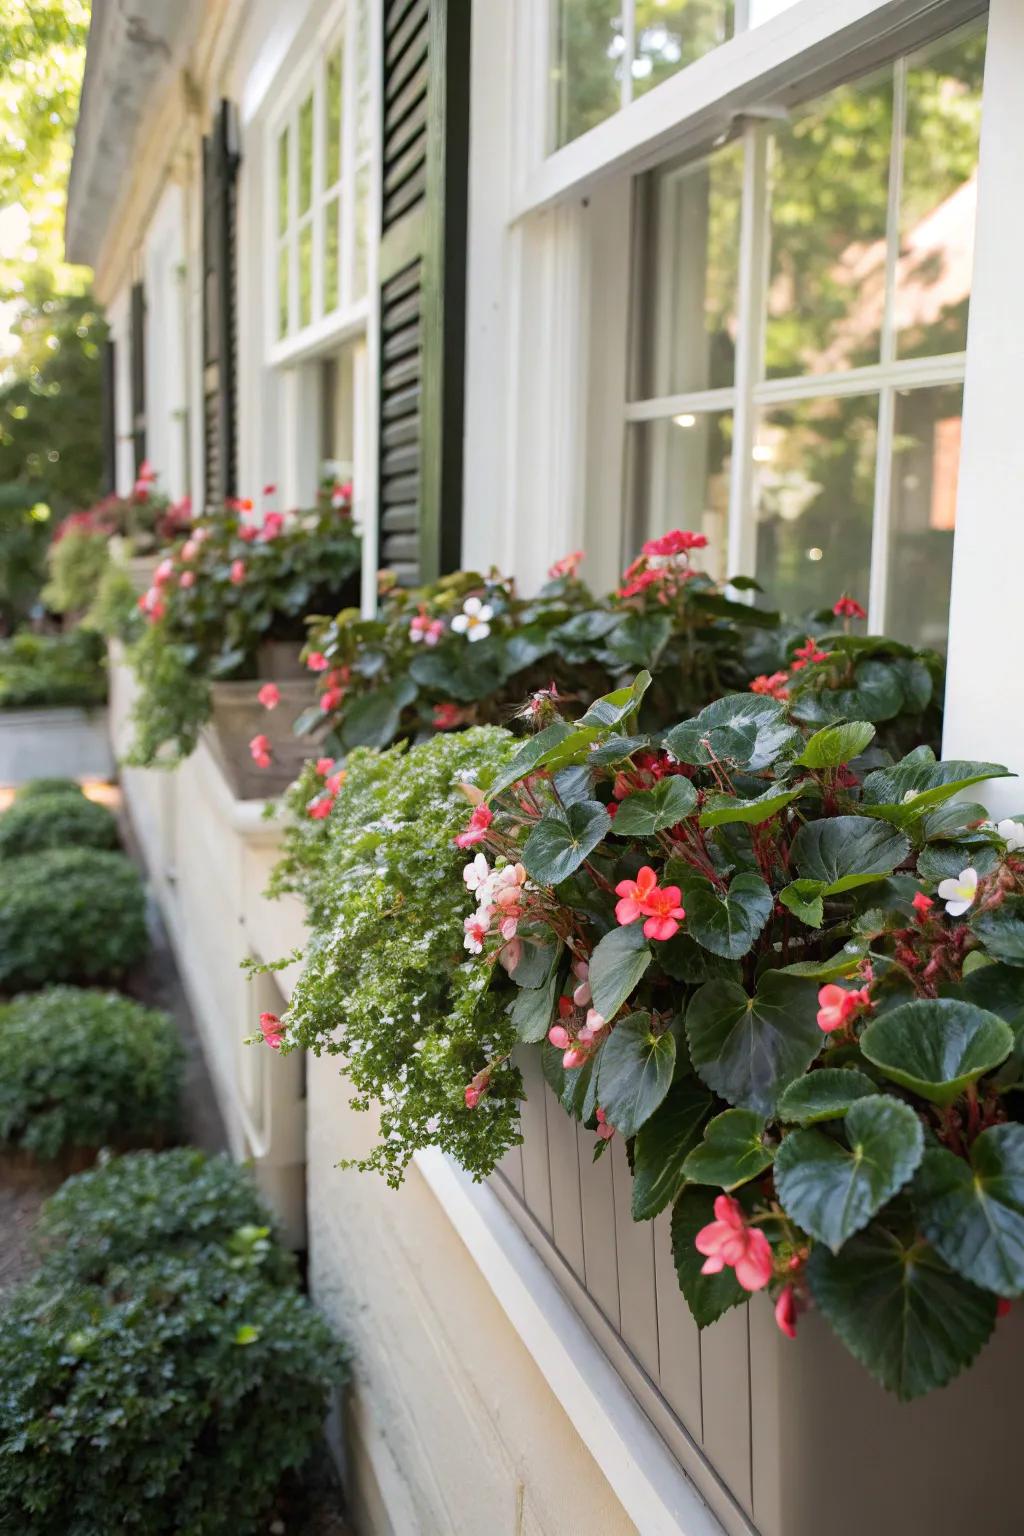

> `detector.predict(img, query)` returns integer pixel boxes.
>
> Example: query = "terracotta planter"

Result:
[208,678,321,800]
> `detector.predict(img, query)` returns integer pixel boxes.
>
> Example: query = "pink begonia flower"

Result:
[315,757,334,776]
[615,865,660,926]
[238,522,259,543]
[775,1284,798,1340]
[695,1195,773,1292]
[816,983,871,1034]
[790,637,829,671]
[230,559,246,585]
[499,937,524,974]
[548,1024,570,1050]
[595,1107,615,1141]
[433,702,465,730]
[307,795,334,820]
[454,804,493,849]
[572,959,592,1008]
[179,570,196,590]
[326,771,346,795]
[320,685,345,713]
[263,483,277,497]
[409,612,446,646]
[153,557,175,587]
[912,891,934,917]
[261,511,286,540]
[936,867,979,917]
[750,671,790,701]
[259,1012,285,1049]
[464,1084,482,1109]
[642,529,707,558]
[833,594,867,619]
[249,734,272,770]
[548,550,584,579]
[258,683,281,710]
[614,866,685,940]
[463,912,490,954]
[307,651,329,672]
[331,482,353,509]
[577,1008,605,1045]
[563,1045,590,1070]
[180,537,200,562]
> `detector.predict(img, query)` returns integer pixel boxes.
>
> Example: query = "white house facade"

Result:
[67,1,1024,1532]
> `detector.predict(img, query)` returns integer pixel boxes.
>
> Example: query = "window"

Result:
[627,19,986,645]
[272,1,372,349]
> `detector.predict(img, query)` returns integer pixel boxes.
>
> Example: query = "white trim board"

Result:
[414,1148,728,1536]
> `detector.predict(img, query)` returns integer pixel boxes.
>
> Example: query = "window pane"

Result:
[354,163,369,300]
[884,384,962,649]
[277,245,289,338]
[298,93,314,214]
[637,141,742,398]
[277,128,289,238]
[299,222,313,328]
[326,46,344,188]
[754,395,877,618]
[632,1,734,100]
[324,195,340,313]
[551,1,624,150]
[765,70,893,379]
[632,411,733,581]
[896,24,986,361]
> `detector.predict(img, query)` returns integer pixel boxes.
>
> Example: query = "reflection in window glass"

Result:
[633,412,733,580]
[277,246,289,339]
[637,141,742,398]
[324,196,340,314]
[298,93,314,214]
[326,47,344,189]
[897,27,985,360]
[552,1,624,149]
[299,223,313,328]
[754,395,877,618]
[885,385,963,649]
[277,128,289,238]
[354,164,369,300]
[632,1,733,100]
[765,71,893,378]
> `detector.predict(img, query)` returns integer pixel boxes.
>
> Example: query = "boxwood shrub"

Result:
[0,791,118,859]
[0,628,107,710]
[14,776,84,801]
[0,1247,346,1535]
[37,1148,293,1284]
[0,847,148,989]
[0,988,182,1162]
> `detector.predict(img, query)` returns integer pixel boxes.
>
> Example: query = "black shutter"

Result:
[129,282,146,475]
[202,100,241,509]
[377,0,470,584]
[100,339,117,496]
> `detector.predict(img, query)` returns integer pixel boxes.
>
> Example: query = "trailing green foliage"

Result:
[0,847,148,989]
[280,727,521,1184]
[41,523,110,614]
[0,987,182,1161]
[0,789,117,858]
[0,627,106,709]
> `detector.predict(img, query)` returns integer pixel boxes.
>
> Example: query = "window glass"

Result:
[632,412,733,580]
[326,47,344,189]
[298,93,315,215]
[632,1,733,100]
[324,196,340,314]
[552,1,624,149]
[885,384,963,649]
[753,395,877,619]
[765,70,893,379]
[277,128,289,238]
[299,223,313,329]
[277,246,289,339]
[637,141,742,398]
[896,28,984,360]
[354,164,370,301]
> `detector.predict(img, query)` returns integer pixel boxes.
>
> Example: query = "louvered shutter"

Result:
[377,0,470,584]
[201,100,241,509]
[129,282,146,475]
[100,339,117,496]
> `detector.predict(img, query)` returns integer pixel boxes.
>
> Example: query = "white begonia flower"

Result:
[902,790,922,804]
[936,867,980,917]
[450,595,494,642]
[463,853,490,891]
[996,818,1024,854]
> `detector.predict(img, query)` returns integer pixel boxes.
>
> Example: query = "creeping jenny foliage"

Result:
[283,727,520,1184]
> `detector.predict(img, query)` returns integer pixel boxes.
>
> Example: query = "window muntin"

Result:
[628,19,985,647]
[271,3,370,348]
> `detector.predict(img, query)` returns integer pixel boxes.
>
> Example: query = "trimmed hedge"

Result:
[0,791,118,859]
[0,848,148,989]
[0,988,182,1162]
[0,629,107,710]
[14,777,84,801]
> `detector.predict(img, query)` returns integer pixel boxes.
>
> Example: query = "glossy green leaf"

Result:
[670,1186,745,1328]
[338,677,418,749]
[971,896,1024,968]
[631,1079,712,1220]
[778,882,824,929]
[611,776,698,837]
[681,1108,773,1190]
[776,1068,878,1124]
[588,923,652,1022]
[698,784,802,828]
[792,660,904,726]
[487,722,574,799]
[781,947,866,982]
[522,800,611,884]
[774,1096,923,1251]
[862,758,1013,818]
[792,816,910,889]
[508,965,561,1044]
[658,932,741,986]
[794,722,876,770]
[807,1224,996,1400]
[860,998,1013,1106]
[664,695,802,773]
[576,671,652,729]
[917,843,1000,883]
[915,1125,1024,1296]
[604,614,672,668]
[674,872,773,960]
[686,972,822,1116]
[596,1012,675,1138]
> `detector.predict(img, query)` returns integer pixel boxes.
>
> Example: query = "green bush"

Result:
[14,776,84,801]
[42,525,111,615]
[86,557,141,642]
[0,988,181,1162]
[0,791,118,859]
[0,628,107,710]
[0,848,148,989]
[37,1148,293,1284]
[0,1245,346,1535]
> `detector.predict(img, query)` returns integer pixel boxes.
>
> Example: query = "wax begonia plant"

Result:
[124,485,360,764]
[444,670,1024,1400]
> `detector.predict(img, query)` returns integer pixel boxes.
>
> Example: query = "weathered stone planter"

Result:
[0,705,113,785]
[208,679,320,800]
